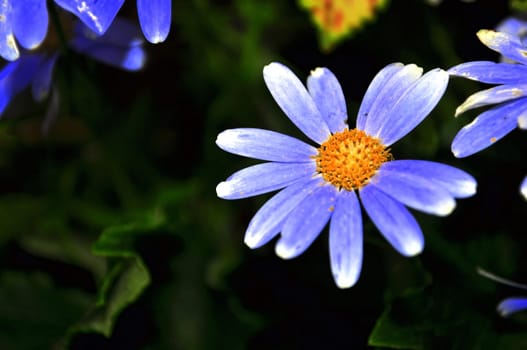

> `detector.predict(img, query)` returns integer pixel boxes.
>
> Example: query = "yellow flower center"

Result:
[315,128,392,191]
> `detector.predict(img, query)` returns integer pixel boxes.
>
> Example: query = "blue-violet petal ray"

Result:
[455,84,527,116]
[380,160,476,198]
[357,63,404,130]
[244,178,321,249]
[375,68,449,146]
[520,175,527,200]
[370,164,456,216]
[362,64,423,137]
[137,0,171,43]
[0,1,19,61]
[216,128,318,162]
[54,0,124,35]
[449,61,527,85]
[217,162,316,200]
[276,184,338,259]
[451,98,527,158]
[329,190,362,289]
[477,29,527,65]
[13,0,48,50]
[497,297,527,317]
[359,185,424,257]
[263,62,330,144]
[307,67,348,133]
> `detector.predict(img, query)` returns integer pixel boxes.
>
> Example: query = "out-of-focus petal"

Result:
[216,162,316,200]
[307,67,348,133]
[275,184,337,259]
[359,185,424,257]
[497,297,527,317]
[375,68,449,146]
[70,18,146,71]
[520,176,527,200]
[519,113,527,129]
[477,29,527,65]
[362,64,423,137]
[244,178,321,249]
[497,17,527,40]
[54,0,124,35]
[263,62,331,144]
[216,128,318,162]
[451,98,527,158]
[12,0,48,50]
[380,160,476,198]
[137,0,171,44]
[0,54,43,114]
[0,1,19,61]
[329,190,362,289]
[356,63,404,130]
[31,53,58,101]
[448,61,527,85]
[370,164,456,216]
[455,84,527,116]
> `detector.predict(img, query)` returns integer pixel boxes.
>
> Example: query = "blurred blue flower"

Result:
[449,21,527,199]
[54,0,171,43]
[498,297,527,317]
[0,0,49,61]
[216,62,476,288]
[0,17,146,117]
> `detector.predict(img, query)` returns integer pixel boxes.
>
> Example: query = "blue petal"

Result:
[244,177,321,249]
[449,61,527,85]
[374,68,449,146]
[12,0,48,50]
[362,64,423,137]
[70,18,146,71]
[455,84,527,116]
[359,185,424,257]
[329,190,362,289]
[216,161,316,200]
[216,128,318,162]
[520,175,527,200]
[370,164,456,216]
[54,0,124,35]
[477,29,527,65]
[307,67,348,133]
[275,184,337,259]
[0,1,19,61]
[451,98,526,158]
[357,63,405,130]
[497,17,527,39]
[31,53,58,101]
[380,160,477,198]
[0,54,44,115]
[137,0,171,43]
[497,297,527,317]
[263,62,331,144]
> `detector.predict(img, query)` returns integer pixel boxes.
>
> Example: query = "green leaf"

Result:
[68,218,162,339]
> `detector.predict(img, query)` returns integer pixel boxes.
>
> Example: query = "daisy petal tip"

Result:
[243,232,260,249]
[334,273,359,289]
[437,200,456,217]
[400,239,424,257]
[310,67,325,77]
[518,115,527,130]
[215,181,230,198]
[275,240,297,260]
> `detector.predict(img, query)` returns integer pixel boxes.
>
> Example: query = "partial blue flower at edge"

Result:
[498,297,527,317]
[0,17,146,118]
[0,0,49,61]
[216,62,477,288]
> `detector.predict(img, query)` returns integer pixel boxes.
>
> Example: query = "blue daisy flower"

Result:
[448,24,527,198]
[0,17,146,118]
[216,62,477,288]
[54,0,171,43]
[0,0,49,61]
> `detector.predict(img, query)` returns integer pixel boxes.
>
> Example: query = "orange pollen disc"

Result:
[314,128,392,191]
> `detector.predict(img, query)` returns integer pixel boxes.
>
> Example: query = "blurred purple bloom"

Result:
[0,0,49,61]
[449,19,527,199]
[216,62,476,288]
[54,0,171,43]
[0,17,145,117]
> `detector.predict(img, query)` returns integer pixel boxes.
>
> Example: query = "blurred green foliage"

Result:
[0,0,526,349]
